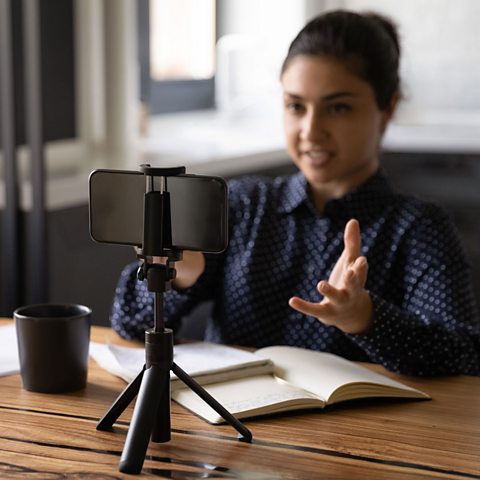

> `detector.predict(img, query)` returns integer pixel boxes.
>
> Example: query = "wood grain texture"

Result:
[1,319,479,479]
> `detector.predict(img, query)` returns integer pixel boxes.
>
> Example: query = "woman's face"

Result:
[281,55,395,202]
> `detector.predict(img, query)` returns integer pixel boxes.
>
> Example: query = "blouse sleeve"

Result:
[349,207,480,376]
[110,261,154,341]
[110,254,224,341]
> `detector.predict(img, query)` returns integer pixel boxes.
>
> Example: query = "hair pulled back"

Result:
[281,10,401,110]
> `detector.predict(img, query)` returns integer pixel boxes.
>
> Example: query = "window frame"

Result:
[137,0,216,115]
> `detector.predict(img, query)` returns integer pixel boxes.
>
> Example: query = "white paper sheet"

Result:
[0,324,20,376]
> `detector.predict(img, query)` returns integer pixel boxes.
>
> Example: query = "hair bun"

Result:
[366,12,400,56]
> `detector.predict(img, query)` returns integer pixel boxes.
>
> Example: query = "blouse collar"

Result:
[277,169,396,218]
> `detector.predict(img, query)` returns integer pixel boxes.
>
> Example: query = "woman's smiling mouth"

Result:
[301,149,333,167]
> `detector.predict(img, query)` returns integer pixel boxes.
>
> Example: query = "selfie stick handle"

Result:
[119,326,173,472]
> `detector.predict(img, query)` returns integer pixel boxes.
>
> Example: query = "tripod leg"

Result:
[151,369,171,442]
[97,366,145,431]
[119,364,169,474]
[172,362,252,443]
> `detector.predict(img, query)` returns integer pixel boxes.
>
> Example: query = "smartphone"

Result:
[88,169,228,253]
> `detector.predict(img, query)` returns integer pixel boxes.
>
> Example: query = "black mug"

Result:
[14,304,91,393]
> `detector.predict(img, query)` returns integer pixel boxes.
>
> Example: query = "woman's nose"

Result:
[300,111,328,142]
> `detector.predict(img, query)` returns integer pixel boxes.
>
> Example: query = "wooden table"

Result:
[1,321,479,479]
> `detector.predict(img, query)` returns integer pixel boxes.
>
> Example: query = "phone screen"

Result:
[88,169,228,252]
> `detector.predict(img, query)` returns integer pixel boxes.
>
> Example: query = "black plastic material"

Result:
[119,364,170,473]
[142,191,172,256]
[140,165,185,177]
[96,165,252,475]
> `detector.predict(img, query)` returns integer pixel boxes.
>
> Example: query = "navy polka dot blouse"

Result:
[111,170,480,376]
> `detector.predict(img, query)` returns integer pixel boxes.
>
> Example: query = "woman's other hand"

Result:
[153,251,205,290]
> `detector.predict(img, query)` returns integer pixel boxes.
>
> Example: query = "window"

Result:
[138,0,216,114]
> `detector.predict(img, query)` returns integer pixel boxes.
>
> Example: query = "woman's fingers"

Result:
[288,296,333,318]
[317,280,346,304]
[321,255,368,292]
[352,256,369,287]
[343,219,362,263]
[315,256,369,306]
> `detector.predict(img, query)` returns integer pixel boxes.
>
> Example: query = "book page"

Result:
[172,342,270,377]
[172,375,323,424]
[89,341,273,385]
[255,346,428,403]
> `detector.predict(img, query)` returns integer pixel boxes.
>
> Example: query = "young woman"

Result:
[111,10,480,376]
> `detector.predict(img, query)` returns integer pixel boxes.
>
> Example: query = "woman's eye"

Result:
[327,103,351,115]
[286,102,304,113]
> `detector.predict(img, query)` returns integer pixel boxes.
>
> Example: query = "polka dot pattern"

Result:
[111,170,480,376]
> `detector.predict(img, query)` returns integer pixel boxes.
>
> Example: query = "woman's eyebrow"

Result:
[283,91,357,101]
[322,91,357,101]
[283,92,303,100]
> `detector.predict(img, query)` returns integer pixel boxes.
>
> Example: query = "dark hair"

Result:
[281,10,401,110]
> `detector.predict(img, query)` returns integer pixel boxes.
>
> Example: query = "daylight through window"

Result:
[150,0,215,81]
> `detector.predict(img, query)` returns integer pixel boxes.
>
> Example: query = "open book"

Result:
[89,341,274,392]
[90,341,429,424]
[171,346,430,424]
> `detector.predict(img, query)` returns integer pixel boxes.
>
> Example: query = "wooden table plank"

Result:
[0,408,470,480]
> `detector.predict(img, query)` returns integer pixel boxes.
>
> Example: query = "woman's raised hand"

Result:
[289,219,373,334]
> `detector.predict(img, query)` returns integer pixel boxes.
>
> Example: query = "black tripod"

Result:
[96,166,252,474]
